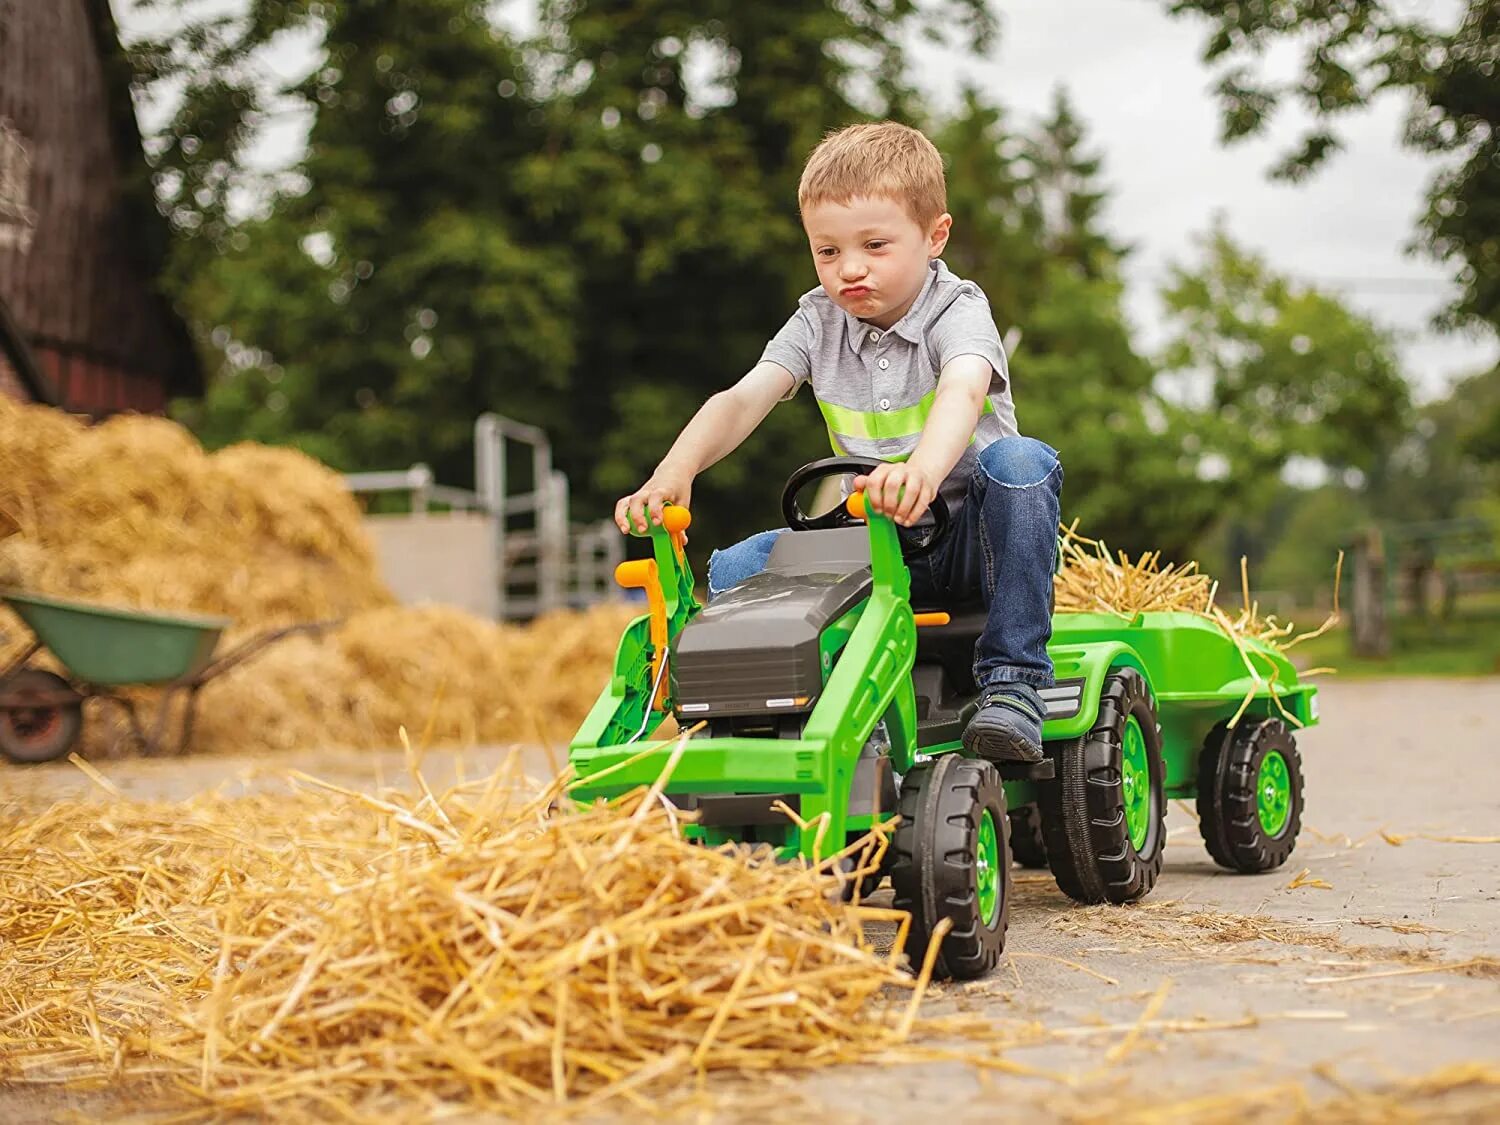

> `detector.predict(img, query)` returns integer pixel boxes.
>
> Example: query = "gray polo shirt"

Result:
[760,259,1017,510]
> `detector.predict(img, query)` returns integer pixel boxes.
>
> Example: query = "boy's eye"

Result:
[866,240,888,251]
[817,247,838,258]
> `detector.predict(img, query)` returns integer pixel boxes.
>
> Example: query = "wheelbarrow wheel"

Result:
[0,669,84,764]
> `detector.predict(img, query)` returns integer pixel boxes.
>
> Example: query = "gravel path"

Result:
[4,678,1498,1119]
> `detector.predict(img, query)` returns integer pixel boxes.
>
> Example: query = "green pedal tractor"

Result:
[569,458,1318,980]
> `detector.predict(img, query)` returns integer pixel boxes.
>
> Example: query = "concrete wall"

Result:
[363,512,499,620]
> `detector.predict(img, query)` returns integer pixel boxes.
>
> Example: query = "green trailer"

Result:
[570,458,1316,980]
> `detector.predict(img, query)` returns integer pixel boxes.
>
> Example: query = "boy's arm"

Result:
[615,361,796,534]
[856,357,991,526]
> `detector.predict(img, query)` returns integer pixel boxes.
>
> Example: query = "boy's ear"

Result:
[928,212,953,258]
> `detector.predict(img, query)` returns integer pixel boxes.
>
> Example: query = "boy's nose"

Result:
[839,258,868,281]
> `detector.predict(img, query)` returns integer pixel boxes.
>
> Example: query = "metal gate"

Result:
[345,413,624,620]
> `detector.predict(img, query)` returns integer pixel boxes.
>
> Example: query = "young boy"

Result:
[614,122,1061,763]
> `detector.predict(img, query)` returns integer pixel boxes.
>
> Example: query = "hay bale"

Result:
[0,401,637,756]
[0,399,390,628]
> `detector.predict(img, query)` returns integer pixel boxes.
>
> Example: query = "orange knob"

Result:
[614,559,659,588]
[661,506,692,534]
[912,612,951,628]
[845,492,867,519]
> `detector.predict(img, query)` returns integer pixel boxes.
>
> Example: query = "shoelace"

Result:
[977,689,1041,724]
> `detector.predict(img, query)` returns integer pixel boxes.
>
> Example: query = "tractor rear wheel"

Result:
[1038,667,1165,904]
[890,754,1010,980]
[1197,718,1304,873]
[1008,802,1048,869]
[0,670,84,764]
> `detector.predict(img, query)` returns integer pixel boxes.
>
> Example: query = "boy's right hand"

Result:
[614,471,693,535]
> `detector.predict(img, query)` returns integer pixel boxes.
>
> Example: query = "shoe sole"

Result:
[963,721,1044,764]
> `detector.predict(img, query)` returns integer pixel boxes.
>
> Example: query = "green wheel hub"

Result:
[1121,714,1151,852]
[976,808,1001,926]
[1257,750,1292,837]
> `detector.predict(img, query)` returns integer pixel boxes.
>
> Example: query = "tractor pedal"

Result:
[995,758,1055,781]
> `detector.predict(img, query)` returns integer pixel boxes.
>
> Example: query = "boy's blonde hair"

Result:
[798,122,947,229]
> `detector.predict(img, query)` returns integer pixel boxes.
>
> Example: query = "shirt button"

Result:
[879,398,891,410]
[877,358,890,370]
[867,330,879,343]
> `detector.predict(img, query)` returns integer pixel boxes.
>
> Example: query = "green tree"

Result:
[937,90,1215,558]
[174,1,568,475]
[1161,0,1500,334]
[1026,88,1129,280]
[151,0,995,550]
[1158,226,1412,563]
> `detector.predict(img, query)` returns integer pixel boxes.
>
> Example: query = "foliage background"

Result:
[119,0,1498,596]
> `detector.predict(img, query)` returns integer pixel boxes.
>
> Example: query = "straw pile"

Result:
[0,398,632,754]
[1053,523,1341,724]
[0,753,948,1119]
[0,398,390,624]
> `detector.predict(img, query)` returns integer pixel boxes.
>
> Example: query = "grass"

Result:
[1292,607,1500,679]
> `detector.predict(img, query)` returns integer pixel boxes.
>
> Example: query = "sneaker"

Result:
[963,683,1046,763]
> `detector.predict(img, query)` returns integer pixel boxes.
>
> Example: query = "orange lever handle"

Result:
[614,559,669,710]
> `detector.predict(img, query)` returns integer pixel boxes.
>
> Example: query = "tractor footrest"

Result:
[668,792,801,827]
[996,758,1055,781]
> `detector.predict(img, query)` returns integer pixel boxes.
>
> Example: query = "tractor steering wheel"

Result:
[780,456,951,557]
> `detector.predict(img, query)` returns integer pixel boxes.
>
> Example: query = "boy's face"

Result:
[802,196,952,330]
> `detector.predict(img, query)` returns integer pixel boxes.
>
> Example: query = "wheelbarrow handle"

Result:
[0,640,42,684]
[188,618,345,685]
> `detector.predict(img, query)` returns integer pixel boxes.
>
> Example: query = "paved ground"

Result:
[5,679,1499,1119]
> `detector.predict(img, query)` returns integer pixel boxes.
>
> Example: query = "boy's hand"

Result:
[852,463,937,528]
[614,470,693,536]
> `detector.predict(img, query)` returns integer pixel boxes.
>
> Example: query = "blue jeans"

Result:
[706,436,1063,690]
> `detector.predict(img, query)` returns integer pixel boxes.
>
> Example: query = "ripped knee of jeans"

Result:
[978,436,1060,488]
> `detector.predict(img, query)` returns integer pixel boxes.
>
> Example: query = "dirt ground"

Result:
[4,678,1499,1120]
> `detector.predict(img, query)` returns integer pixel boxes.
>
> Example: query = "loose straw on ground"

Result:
[0,751,979,1119]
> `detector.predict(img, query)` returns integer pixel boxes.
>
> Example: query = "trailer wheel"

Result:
[890,754,1010,980]
[1197,718,1303,873]
[1038,667,1165,904]
[0,670,84,764]
[1008,802,1048,869]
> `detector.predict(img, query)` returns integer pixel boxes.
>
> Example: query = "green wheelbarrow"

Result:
[0,590,338,764]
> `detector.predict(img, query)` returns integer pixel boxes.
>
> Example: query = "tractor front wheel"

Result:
[1038,667,1165,904]
[1197,718,1304,873]
[890,754,1010,980]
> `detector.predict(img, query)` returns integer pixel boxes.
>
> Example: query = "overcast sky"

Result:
[909,0,1498,401]
[116,0,1498,400]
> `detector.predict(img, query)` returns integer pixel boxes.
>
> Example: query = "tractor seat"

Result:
[913,602,986,698]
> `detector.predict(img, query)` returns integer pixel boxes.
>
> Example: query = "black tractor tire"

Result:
[890,754,1010,981]
[1197,718,1304,873]
[0,669,84,764]
[1037,667,1166,905]
[1008,802,1049,869]
[838,832,888,901]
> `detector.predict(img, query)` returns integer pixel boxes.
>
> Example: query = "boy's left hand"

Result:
[852,463,937,528]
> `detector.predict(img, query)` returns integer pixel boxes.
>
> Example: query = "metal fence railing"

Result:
[344,414,624,621]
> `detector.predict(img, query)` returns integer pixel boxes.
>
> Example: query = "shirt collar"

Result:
[843,259,947,354]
